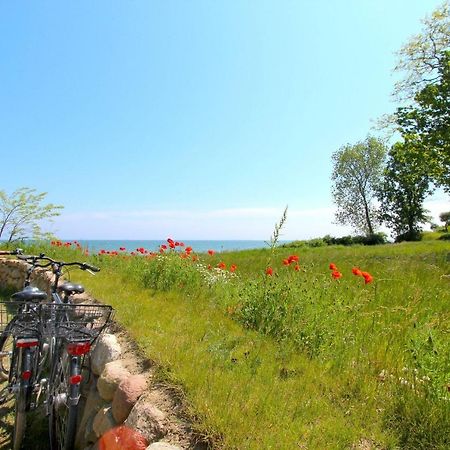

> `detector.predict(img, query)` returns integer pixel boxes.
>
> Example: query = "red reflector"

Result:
[67,342,91,356]
[70,374,83,385]
[16,339,39,348]
[22,370,32,381]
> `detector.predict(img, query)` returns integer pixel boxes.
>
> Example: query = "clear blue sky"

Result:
[1,1,448,239]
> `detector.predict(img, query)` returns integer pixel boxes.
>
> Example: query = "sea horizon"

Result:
[59,239,287,253]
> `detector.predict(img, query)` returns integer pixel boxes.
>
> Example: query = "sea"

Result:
[69,240,280,253]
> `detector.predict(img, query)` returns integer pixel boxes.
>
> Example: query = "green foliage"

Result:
[331,137,387,235]
[283,233,387,248]
[395,51,450,191]
[439,211,450,231]
[393,1,450,100]
[438,233,450,240]
[0,187,63,242]
[378,141,433,240]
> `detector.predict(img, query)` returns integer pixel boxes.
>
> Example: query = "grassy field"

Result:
[3,239,450,449]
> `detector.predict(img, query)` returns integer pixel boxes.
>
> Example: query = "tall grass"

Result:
[8,239,450,449]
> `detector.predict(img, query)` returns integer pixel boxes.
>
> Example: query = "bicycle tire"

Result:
[12,348,33,450]
[49,349,80,450]
[0,319,16,380]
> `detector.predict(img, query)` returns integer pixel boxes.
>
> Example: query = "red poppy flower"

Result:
[288,255,299,263]
[329,263,337,271]
[230,264,237,273]
[185,246,193,254]
[179,242,185,247]
[169,242,175,249]
[352,267,362,276]
[217,262,226,270]
[282,258,290,266]
[265,267,273,276]
[294,264,300,271]
[361,271,373,284]
[208,249,215,256]
[167,238,174,244]
[331,270,342,279]
[207,264,212,270]
[160,244,167,250]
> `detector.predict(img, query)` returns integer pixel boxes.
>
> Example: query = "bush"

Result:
[395,231,422,242]
[438,233,450,241]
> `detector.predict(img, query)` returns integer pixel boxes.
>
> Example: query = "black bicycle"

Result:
[0,252,113,450]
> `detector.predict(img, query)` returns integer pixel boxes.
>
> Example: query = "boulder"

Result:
[112,374,147,423]
[125,399,167,442]
[91,334,122,375]
[97,360,131,401]
[93,406,116,438]
[146,443,183,450]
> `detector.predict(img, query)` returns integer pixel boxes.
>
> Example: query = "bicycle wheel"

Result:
[49,349,80,450]
[0,320,16,380]
[12,348,33,450]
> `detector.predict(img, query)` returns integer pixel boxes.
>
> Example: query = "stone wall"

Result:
[0,258,184,450]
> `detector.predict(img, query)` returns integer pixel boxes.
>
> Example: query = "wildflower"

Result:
[167,238,174,245]
[294,264,300,271]
[192,255,198,262]
[160,244,167,250]
[352,267,362,276]
[282,258,290,266]
[175,241,180,246]
[217,262,226,270]
[169,242,175,249]
[361,271,373,284]
[208,249,215,256]
[265,267,273,276]
[185,246,193,254]
[119,247,126,251]
[179,242,185,247]
[230,264,237,273]
[207,264,212,270]
[329,263,337,270]
[331,270,342,280]
[288,255,299,263]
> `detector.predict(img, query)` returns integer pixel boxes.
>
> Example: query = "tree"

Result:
[0,187,63,242]
[378,141,433,241]
[393,1,450,101]
[395,50,450,191]
[331,137,387,236]
[440,211,450,231]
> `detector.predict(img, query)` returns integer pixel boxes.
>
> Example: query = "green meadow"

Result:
[7,239,450,449]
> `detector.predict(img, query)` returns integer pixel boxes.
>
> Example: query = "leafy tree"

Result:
[331,137,387,236]
[0,187,63,242]
[440,211,450,231]
[393,1,450,100]
[378,141,433,241]
[395,50,450,191]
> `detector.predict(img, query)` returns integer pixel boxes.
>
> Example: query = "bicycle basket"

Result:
[0,301,41,338]
[40,303,113,342]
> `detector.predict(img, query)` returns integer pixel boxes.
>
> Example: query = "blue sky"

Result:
[1,1,448,239]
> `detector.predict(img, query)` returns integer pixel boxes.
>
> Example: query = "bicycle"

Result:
[0,251,113,450]
[0,248,46,450]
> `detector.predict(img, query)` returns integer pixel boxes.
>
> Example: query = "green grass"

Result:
[5,240,450,449]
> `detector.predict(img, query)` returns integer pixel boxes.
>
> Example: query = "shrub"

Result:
[438,233,450,241]
[395,230,422,242]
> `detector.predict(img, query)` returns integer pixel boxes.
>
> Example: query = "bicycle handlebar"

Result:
[17,254,100,273]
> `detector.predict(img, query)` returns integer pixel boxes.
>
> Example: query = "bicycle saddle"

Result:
[11,286,48,302]
[59,282,85,295]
